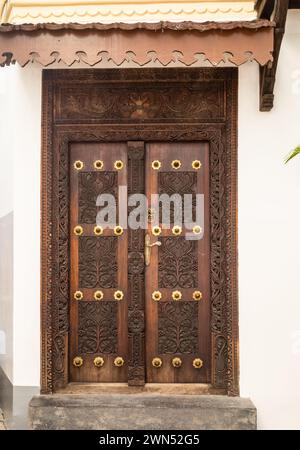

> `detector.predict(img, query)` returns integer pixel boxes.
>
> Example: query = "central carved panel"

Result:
[158,302,199,354]
[78,301,118,354]
[79,236,117,289]
[158,237,198,288]
[58,84,224,123]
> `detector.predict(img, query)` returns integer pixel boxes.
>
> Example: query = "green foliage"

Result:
[285,146,300,164]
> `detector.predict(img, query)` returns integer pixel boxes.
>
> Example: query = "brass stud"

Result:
[172,357,182,368]
[192,160,202,170]
[114,160,124,170]
[152,226,162,236]
[152,291,162,302]
[74,160,84,171]
[94,225,103,236]
[193,291,203,301]
[94,357,104,368]
[152,160,161,170]
[74,290,83,301]
[114,357,125,367]
[73,356,83,367]
[171,160,181,170]
[94,160,104,170]
[114,225,124,236]
[193,225,202,235]
[152,357,163,368]
[94,290,104,301]
[172,225,182,236]
[114,290,124,301]
[172,290,182,301]
[193,358,204,369]
[74,225,83,236]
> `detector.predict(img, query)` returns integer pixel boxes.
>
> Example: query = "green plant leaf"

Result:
[285,146,300,164]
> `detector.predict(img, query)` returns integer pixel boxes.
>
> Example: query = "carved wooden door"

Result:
[145,142,210,383]
[70,142,128,382]
[69,141,210,384]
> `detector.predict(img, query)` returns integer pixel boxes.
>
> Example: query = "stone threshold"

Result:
[29,390,257,430]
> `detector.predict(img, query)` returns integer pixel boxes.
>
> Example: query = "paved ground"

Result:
[0,409,6,430]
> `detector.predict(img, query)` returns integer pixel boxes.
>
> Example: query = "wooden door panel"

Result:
[69,142,128,382]
[145,142,210,383]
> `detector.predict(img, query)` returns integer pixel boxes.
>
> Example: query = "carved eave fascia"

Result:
[0,19,274,68]
[258,0,289,111]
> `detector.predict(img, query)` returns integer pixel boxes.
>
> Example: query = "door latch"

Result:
[145,233,161,266]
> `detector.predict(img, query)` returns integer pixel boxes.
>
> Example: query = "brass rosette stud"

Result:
[193,358,204,369]
[152,226,162,236]
[172,225,182,236]
[114,225,124,236]
[74,225,83,236]
[94,357,105,368]
[172,290,182,301]
[152,357,163,368]
[74,160,84,171]
[192,225,202,235]
[114,357,125,367]
[172,357,182,368]
[94,160,104,170]
[171,160,181,170]
[74,290,83,301]
[73,356,83,367]
[114,290,124,301]
[152,291,162,302]
[94,225,103,236]
[192,160,202,170]
[94,290,104,301]
[193,291,203,301]
[152,160,161,170]
[114,160,124,170]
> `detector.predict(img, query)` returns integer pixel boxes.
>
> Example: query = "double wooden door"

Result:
[69,141,210,385]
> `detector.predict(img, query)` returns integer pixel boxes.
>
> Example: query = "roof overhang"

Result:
[0,19,274,67]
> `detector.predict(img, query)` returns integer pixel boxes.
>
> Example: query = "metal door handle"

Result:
[145,233,161,266]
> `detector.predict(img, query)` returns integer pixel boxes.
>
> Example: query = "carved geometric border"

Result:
[41,68,238,396]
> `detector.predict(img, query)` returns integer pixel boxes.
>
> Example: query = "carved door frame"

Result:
[41,68,239,396]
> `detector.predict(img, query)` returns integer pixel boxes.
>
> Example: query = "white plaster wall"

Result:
[0,66,14,382]
[0,65,41,386]
[12,66,41,387]
[239,11,300,430]
[0,9,300,429]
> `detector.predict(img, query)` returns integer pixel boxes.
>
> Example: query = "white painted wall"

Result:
[238,10,300,430]
[0,65,41,386]
[0,9,300,429]
[0,66,14,382]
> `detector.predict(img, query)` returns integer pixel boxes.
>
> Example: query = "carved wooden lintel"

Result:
[259,0,289,111]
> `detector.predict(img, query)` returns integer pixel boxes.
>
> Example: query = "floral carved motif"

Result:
[158,237,198,289]
[79,237,117,289]
[78,301,118,354]
[79,172,117,224]
[158,302,199,354]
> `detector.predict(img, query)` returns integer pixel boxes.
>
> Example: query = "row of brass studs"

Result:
[73,356,125,368]
[152,290,203,302]
[74,160,124,171]
[73,290,124,301]
[152,160,202,170]
[152,225,202,236]
[73,225,124,236]
[152,357,203,369]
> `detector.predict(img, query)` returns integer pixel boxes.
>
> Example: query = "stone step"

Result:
[29,394,256,430]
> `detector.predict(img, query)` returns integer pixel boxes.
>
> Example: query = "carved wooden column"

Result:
[127,141,146,386]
